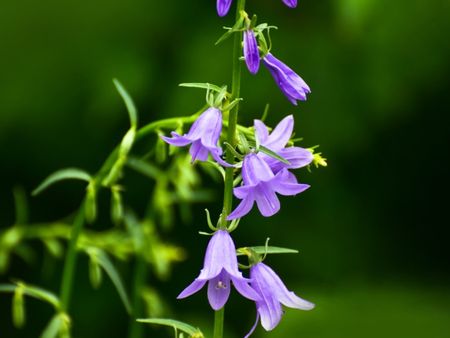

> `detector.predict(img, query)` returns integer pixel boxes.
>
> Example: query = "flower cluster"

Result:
[228,115,312,219]
[178,230,314,335]
[243,28,311,105]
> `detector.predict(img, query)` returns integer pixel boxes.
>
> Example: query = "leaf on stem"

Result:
[236,246,299,256]
[137,318,203,337]
[113,79,138,129]
[32,168,91,196]
[179,83,223,93]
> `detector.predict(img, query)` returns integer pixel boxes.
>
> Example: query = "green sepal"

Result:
[32,168,91,196]
[179,82,222,93]
[113,78,138,129]
[237,246,299,256]
[137,318,204,338]
[215,15,245,45]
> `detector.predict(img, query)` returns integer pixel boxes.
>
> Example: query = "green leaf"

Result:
[136,318,203,337]
[127,156,163,180]
[13,186,28,224]
[12,284,25,328]
[0,283,60,309]
[32,168,91,196]
[248,142,291,165]
[113,79,138,129]
[179,82,222,93]
[40,314,62,338]
[237,246,299,256]
[94,250,132,314]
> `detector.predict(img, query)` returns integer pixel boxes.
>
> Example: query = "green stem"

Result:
[213,308,225,338]
[59,201,86,311]
[222,0,246,220]
[215,1,246,338]
[127,256,147,338]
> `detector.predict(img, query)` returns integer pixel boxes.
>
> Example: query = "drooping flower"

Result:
[282,0,298,8]
[263,53,310,105]
[254,115,313,173]
[243,29,260,75]
[245,262,314,337]
[177,230,260,310]
[161,107,230,166]
[227,153,309,220]
[217,0,233,17]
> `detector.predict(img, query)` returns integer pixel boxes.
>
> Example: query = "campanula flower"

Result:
[263,53,310,105]
[217,0,233,17]
[177,230,260,310]
[161,107,230,166]
[245,262,314,337]
[227,153,309,220]
[243,29,260,74]
[282,0,298,8]
[254,115,313,173]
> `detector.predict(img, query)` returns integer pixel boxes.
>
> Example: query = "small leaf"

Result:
[179,83,222,93]
[88,255,103,289]
[85,182,97,224]
[236,246,299,256]
[41,314,62,338]
[13,186,28,224]
[127,156,163,180]
[137,318,203,337]
[12,284,25,328]
[32,168,91,196]
[113,79,138,129]
[110,187,123,226]
[249,142,291,165]
[95,250,132,314]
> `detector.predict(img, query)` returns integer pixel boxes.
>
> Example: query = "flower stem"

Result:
[213,307,225,338]
[59,201,86,311]
[215,1,246,338]
[223,0,246,219]
[127,255,147,338]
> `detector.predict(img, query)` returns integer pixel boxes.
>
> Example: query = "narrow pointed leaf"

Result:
[248,142,291,165]
[40,314,62,338]
[95,250,132,314]
[236,246,299,256]
[113,79,138,129]
[32,168,91,196]
[136,318,203,337]
[179,83,222,93]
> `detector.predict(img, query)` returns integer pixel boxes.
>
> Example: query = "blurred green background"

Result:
[1,0,449,337]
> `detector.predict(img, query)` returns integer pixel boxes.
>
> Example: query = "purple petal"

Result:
[257,263,315,310]
[263,53,310,105]
[242,153,275,186]
[244,312,260,338]
[227,195,255,220]
[207,270,231,310]
[264,115,294,151]
[189,140,209,162]
[177,278,207,299]
[198,230,240,280]
[254,185,281,217]
[282,0,298,8]
[217,0,233,17]
[251,265,283,330]
[254,120,269,144]
[161,132,192,147]
[187,107,222,141]
[231,276,261,302]
[233,185,253,199]
[243,30,260,75]
[211,150,234,168]
[271,169,310,196]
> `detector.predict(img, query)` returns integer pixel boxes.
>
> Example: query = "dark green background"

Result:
[1,0,449,337]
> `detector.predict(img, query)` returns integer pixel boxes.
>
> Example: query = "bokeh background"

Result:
[1,0,449,337]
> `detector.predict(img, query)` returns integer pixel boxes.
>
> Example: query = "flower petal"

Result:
[231,276,261,302]
[161,132,192,147]
[243,29,260,74]
[177,278,207,299]
[271,169,310,196]
[242,153,275,185]
[189,140,209,162]
[254,120,269,144]
[217,0,233,17]
[254,185,280,217]
[207,270,231,310]
[264,115,294,151]
[257,263,315,310]
[227,195,255,220]
[282,0,298,8]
